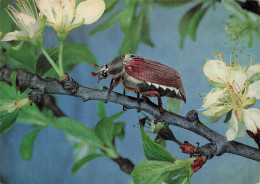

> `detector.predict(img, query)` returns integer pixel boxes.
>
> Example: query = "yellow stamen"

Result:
[0,32,2,37]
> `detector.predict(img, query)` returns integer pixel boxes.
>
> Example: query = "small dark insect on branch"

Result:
[0,67,260,161]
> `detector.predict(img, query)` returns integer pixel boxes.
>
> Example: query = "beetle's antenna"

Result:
[91,72,97,77]
[92,63,99,67]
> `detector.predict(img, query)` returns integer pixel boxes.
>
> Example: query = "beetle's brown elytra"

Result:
[92,54,186,119]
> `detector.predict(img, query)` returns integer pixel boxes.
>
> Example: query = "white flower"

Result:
[203,59,247,90]
[36,0,105,32]
[1,0,41,42]
[202,54,260,141]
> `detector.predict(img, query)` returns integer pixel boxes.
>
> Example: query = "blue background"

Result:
[0,2,260,184]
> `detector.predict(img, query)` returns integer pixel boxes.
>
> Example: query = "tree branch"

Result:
[0,67,259,162]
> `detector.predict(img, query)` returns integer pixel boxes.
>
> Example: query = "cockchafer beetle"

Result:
[92,54,186,119]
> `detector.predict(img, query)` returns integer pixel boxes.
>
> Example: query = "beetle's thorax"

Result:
[106,54,131,79]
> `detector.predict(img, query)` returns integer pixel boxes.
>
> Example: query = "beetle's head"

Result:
[91,64,108,82]
[91,54,131,82]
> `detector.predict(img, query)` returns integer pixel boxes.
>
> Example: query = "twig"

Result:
[0,67,259,161]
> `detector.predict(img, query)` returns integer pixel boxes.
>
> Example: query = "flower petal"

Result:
[226,111,238,141]
[229,66,247,91]
[246,63,260,79]
[203,60,229,84]
[247,80,260,99]
[201,106,226,116]
[243,108,260,132]
[1,31,24,41]
[16,13,40,38]
[202,88,226,108]
[73,0,105,25]
[236,122,247,137]
[36,0,56,23]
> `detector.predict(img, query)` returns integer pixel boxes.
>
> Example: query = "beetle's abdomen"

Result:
[124,56,186,103]
[122,73,184,101]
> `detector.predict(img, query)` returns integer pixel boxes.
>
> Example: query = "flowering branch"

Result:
[0,66,260,162]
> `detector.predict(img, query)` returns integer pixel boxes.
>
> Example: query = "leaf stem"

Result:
[40,46,61,77]
[58,41,65,79]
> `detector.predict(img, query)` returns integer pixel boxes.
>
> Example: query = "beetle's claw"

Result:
[123,106,127,111]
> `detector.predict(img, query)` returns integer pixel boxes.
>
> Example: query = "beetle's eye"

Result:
[130,54,136,58]
[101,70,107,78]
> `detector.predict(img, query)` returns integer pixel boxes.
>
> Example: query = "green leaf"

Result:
[153,0,191,8]
[36,46,59,76]
[155,138,167,148]
[248,33,253,48]
[248,72,260,84]
[178,3,203,49]
[171,175,188,184]
[65,134,89,162]
[0,82,17,100]
[75,0,85,7]
[17,103,52,126]
[119,6,144,54]
[0,99,16,113]
[113,121,125,140]
[0,109,19,134]
[165,98,182,114]
[71,154,105,174]
[6,43,38,73]
[10,71,17,89]
[104,0,120,14]
[97,100,107,120]
[6,58,34,73]
[95,118,114,147]
[37,43,97,77]
[151,120,164,133]
[0,42,12,68]
[109,111,124,120]
[158,126,179,143]
[131,159,194,184]
[0,0,15,33]
[89,10,124,36]
[189,5,210,41]
[201,116,222,124]
[140,8,154,48]
[54,117,104,149]
[224,110,232,123]
[120,0,137,33]
[140,124,175,162]
[19,126,45,160]
[210,80,226,88]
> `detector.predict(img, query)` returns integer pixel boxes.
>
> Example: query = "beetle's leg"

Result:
[141,91,163,123]
[105,78,120,103]
[136,92,141,112]
[157,93,163,120]
[123,89,127,111]
[110,79,114,87]
[122,81,142,112]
